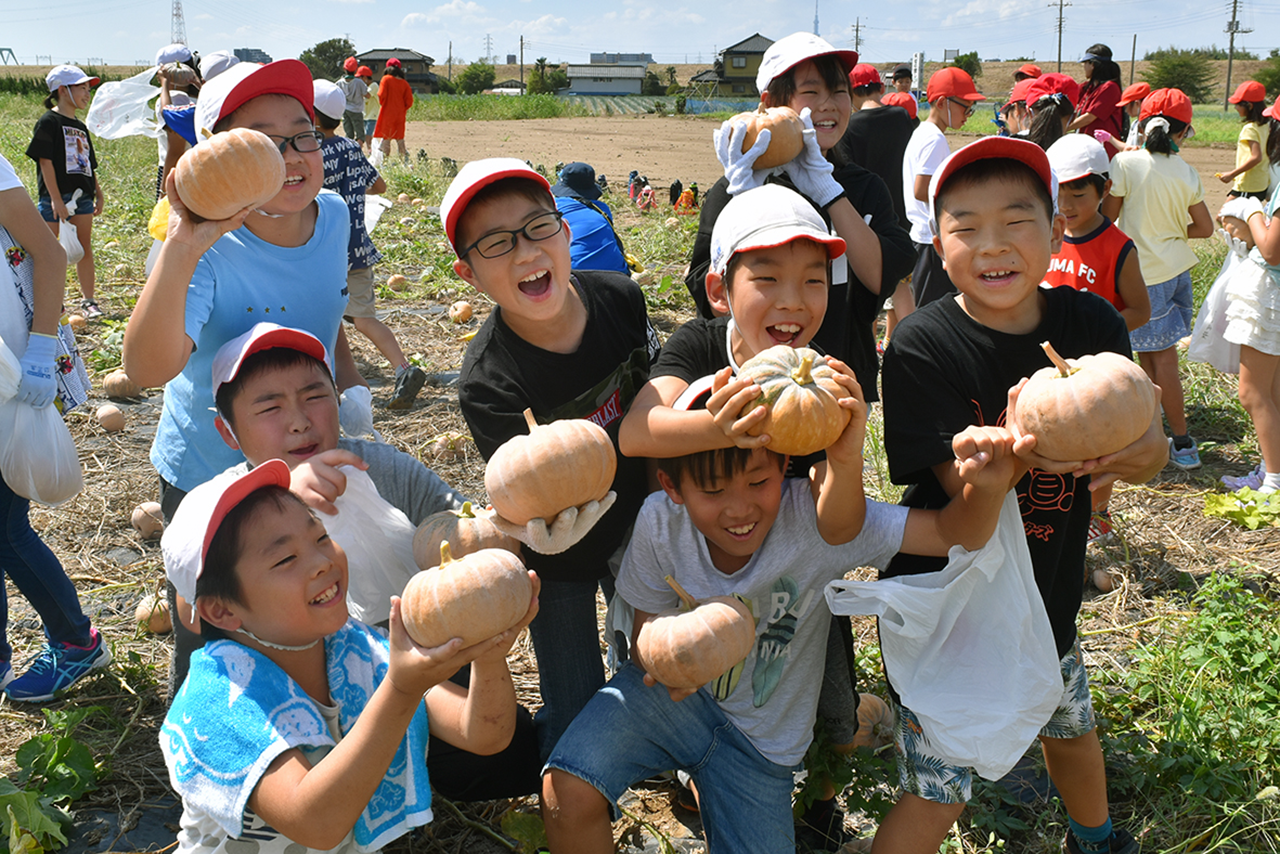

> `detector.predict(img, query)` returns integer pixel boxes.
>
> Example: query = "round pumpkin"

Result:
[103,369,142,400]
[730,106,805,170]
[387,274,407,291]
[633,575,757,691]
[400,541,532,648]
[449,301,473,323]
[135,591,172,634]
[850,693,896,749]
[131,501,165,539]
[97,404,125,432]
[67,314,87,331]
[174,128,286,221]
[412,502,520,570]
[161,63,197,87]
[1015,342,1157,462]
[484,409,616,525]
[738,345,851,456]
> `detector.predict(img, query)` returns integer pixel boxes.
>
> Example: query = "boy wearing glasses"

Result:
[902,66,985,308]
[445,159,661,760]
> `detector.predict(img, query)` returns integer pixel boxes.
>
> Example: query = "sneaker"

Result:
[1063,828,1138,854]
[1167,437,1202,471]
[4,628,111,702]
[79,298,104,319]
[1088,510,1114,545]
[0,660,12,691]
[387,365,426,411]
[1221,464,1264,491]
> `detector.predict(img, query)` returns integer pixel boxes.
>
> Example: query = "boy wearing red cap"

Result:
[336,56,368,146]
[880,137,1167,854]
[1220,80,1270,199]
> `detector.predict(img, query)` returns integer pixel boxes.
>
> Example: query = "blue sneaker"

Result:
[1221,464,1263,491]
[5,629,111,702]
[1168,437,1202,471]
[0,660,12,691]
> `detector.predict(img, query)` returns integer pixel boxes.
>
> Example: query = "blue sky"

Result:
[7,0,1280,71]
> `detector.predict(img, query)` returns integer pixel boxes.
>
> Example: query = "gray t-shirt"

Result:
[618,480,907,765]
[336,76,368,114]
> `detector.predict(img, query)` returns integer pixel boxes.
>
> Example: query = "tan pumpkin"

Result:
[633,575,756,691]
[135,591,172,634]
[387,274,408,291]
[97,404,125,432]
[449,301,473,323]
[484,409,616,525]
[1015,342,1157,462]
[730,106,806,169]
[174,128,286,221]
[131,501,165,539]
[67,314,87,331]
[412,501,520,569]
[738,345,851,456]
[400,541,532,647]
[850,693,896,749]
[103,369,142,400]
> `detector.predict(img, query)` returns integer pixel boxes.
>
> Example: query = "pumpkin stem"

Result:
[663,574,697,611]
[457,501,475,519]
[790,354,815,386]
[1040,341,1074,377]
[439,540,455,568]
[522,408,538,433]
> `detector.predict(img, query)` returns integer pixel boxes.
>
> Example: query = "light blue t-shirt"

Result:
[150,190,350,491]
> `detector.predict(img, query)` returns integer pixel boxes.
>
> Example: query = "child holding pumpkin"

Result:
[879,137,1168,854]
[159,461,539,854]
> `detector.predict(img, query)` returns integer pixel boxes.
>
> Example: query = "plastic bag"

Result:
[0,338,20,403]
[1187,230,1248,374]
[0,396,84,505]
[369,144,384,169]
[364,194,392,235]
[84,66,162,139]
[323,466,420,625]
[825,493,1061,781]
[58,191,84,265]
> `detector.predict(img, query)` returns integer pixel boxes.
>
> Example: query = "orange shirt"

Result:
[1043,216,1135,311]
[373,75,414,139]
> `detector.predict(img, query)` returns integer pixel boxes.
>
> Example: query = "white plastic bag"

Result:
[825,493,1061,781]
[1187,230,1245,374]
[369,144,384,169]
[364,194,393,235]
[59,191,85,265]
[0,338,20,403]
[84,66,162,139]
[323,466,420,625]
[0,397,84,505]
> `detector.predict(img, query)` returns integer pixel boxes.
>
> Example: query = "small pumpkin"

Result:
[633,575,756,690]
[1092,568,1116,593]
[67,314,87,331]
[400,541,532,647]
[429,431,467,461]
[730,105,805,170]
[174,128,286,221]
[1015,342,1157,462]
[103,369,142,400]
[160,62,197,87]
[850,693,896,749]
[449,301,473,323]
[131,501,165,539]
[484,409,616,525]
[738,345,850,456]
[135,591,172,634]
[397,192,411,203]
[412,501,520,569]
[387,274,408,291]
[97,404,125,432]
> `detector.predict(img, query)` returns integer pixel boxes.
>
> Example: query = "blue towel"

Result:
[161,620,432,851]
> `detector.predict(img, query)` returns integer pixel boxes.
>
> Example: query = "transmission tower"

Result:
[813,0,819,36]
[1048,0,1070,72]
[1223,0,1253,109]
[171,0,187,46]
[484,33,494,64]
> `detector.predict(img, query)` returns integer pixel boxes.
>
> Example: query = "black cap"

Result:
[550,162,602,201]
[892,63,912,79]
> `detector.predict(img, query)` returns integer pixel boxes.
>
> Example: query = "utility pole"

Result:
[1048,0,1070,72]
[448,41,452,81]
[519,36,524,94]
[851,18,863,53]
[1223,0,1252,110]
[1130,33,1137,85]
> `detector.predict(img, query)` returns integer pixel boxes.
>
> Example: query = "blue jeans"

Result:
[364,119,377,137]
[0,476,92,662]
[38,191,95,221]
[546,663,800,853]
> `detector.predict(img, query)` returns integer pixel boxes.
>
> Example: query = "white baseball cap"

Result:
[211,322,333,398]
[313,79,346,123]
[440,158,551,253]
[155,43,192,66]
[162,460,293,616]
[45,65,99,92]
[200,50,240,81]
[1046,134,1110,184]
[709,184,846,277]
[755,32,858,96]
[194,58,314,142]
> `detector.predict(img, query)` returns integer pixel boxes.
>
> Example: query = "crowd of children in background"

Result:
[1,33,1278,854]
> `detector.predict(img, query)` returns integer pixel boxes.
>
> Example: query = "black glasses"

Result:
[269,130,325,154]
[461,211,565,259]
[948,97,976,117]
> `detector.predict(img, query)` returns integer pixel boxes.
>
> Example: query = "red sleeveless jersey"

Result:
[1043,217,1135,312]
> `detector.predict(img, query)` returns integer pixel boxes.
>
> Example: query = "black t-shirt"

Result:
[684,168,915,402]
[25,110,97,200]
[459,270,661,582]
[880,287,1130,658]
[836,106,915,230]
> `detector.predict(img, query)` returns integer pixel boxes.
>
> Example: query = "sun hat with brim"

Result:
[926,67,985,104]
[1139,88,1193,124]
[1228,80,1266,104]
[1117,82,1150,106]
[709,184,846,277]
[551,162,602,201]
[928,136,1057,235]
[1025,72,1080,109]
[882,91,918,119]
[755,32,858,95]
[1016,63,1042,79]
[45,65,99,92]
[194,59,315,142]
[162,459,293,618]
[155,43,192,66]
[1081,51,1110,63]
[313,79,346,122]
[1047,134,1110,184]
[212,322,333,397]
[440,158,551,253]
[849,63,882,89]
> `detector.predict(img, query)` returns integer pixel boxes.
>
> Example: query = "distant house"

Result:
[355,48,439,93]
[565,64,645,95]
[234,48,272,64]
[589,52,654,66]
[488,78,526,96]
[709,33,773,97]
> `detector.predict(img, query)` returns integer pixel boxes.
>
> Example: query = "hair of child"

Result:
[657,446,785,491]
[315,111,342,132]
[852,82,884,97]
[1061,173,1108,196]
[933,158,1055,225]
[1268,119,1280,165]
[384,65,405,79]
[1240,100,1267,124]
[1080,43,1122,91]
[453,176,555,254]
[214,346,334,426]
[1027,95,1074,150]
[42,90,59,109]
[1142,116,1188,155]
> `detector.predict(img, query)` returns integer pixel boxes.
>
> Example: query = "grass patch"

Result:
[406,94,590,123]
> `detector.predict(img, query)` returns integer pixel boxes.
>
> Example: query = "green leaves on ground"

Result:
[1,707,102,854]
[1204,488,1280,529]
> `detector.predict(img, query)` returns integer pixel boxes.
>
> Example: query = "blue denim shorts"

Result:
[1130,271,1194,352]
[544,663,800,853]
[38,191,95,221]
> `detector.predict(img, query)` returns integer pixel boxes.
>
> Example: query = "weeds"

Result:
[1,707,103,853]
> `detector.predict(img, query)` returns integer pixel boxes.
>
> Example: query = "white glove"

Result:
[1219,195,1264,223]
[338,385,381,441]
[786,108,844,208]
[485,491,617,555]
[16,332,58,409]
[1219,228,1250,258]
[714,118,777,196]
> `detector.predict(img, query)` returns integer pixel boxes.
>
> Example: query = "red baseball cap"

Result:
[1140,87,1193,124]
[1264,96,1280,119]
[1007,78,1036,104]
[1117,82,1150,106]
[1228,80,1266,104]
[440,158,552,253]
[343,56,358,73]
[357,65,373,78]
[194,59,315,140]
[926,67,985,103]
[928,137,1056,234]
[385,57,402,68]
[849,63,882,89]
[1025,72,1079,108]
[882,91,918,119]
[1016,63,1042,79]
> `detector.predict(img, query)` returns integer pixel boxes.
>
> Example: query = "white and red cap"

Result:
[440,157,551,253]
[313,79,346,122]
[211,322,333,397]
[194,58,314,141]
[1046,134,1110,184]
[755,32,858,95]
[709,184,846,277]
[928,136,1057,235]
[162,460,293,614]
[46,65,99,92]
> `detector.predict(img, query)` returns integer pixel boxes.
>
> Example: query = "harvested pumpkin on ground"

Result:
[103,369,142,400]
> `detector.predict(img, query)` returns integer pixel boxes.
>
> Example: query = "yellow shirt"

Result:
[1234,121,1270,194]
[1110,149,1205,284]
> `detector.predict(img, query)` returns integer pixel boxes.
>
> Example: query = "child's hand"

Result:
[93,187,105,216]
[384,596,509,699]
[951,425,1016,489]
[52,198,71,222]
[162,171,255,252]
[822,357,867,468]
[714,119,774,195]
[1217,172,1233,184]
[473,571,541,663]
[290,450,369,515]
[1006,378,1089,474]
[706,366,770,448]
